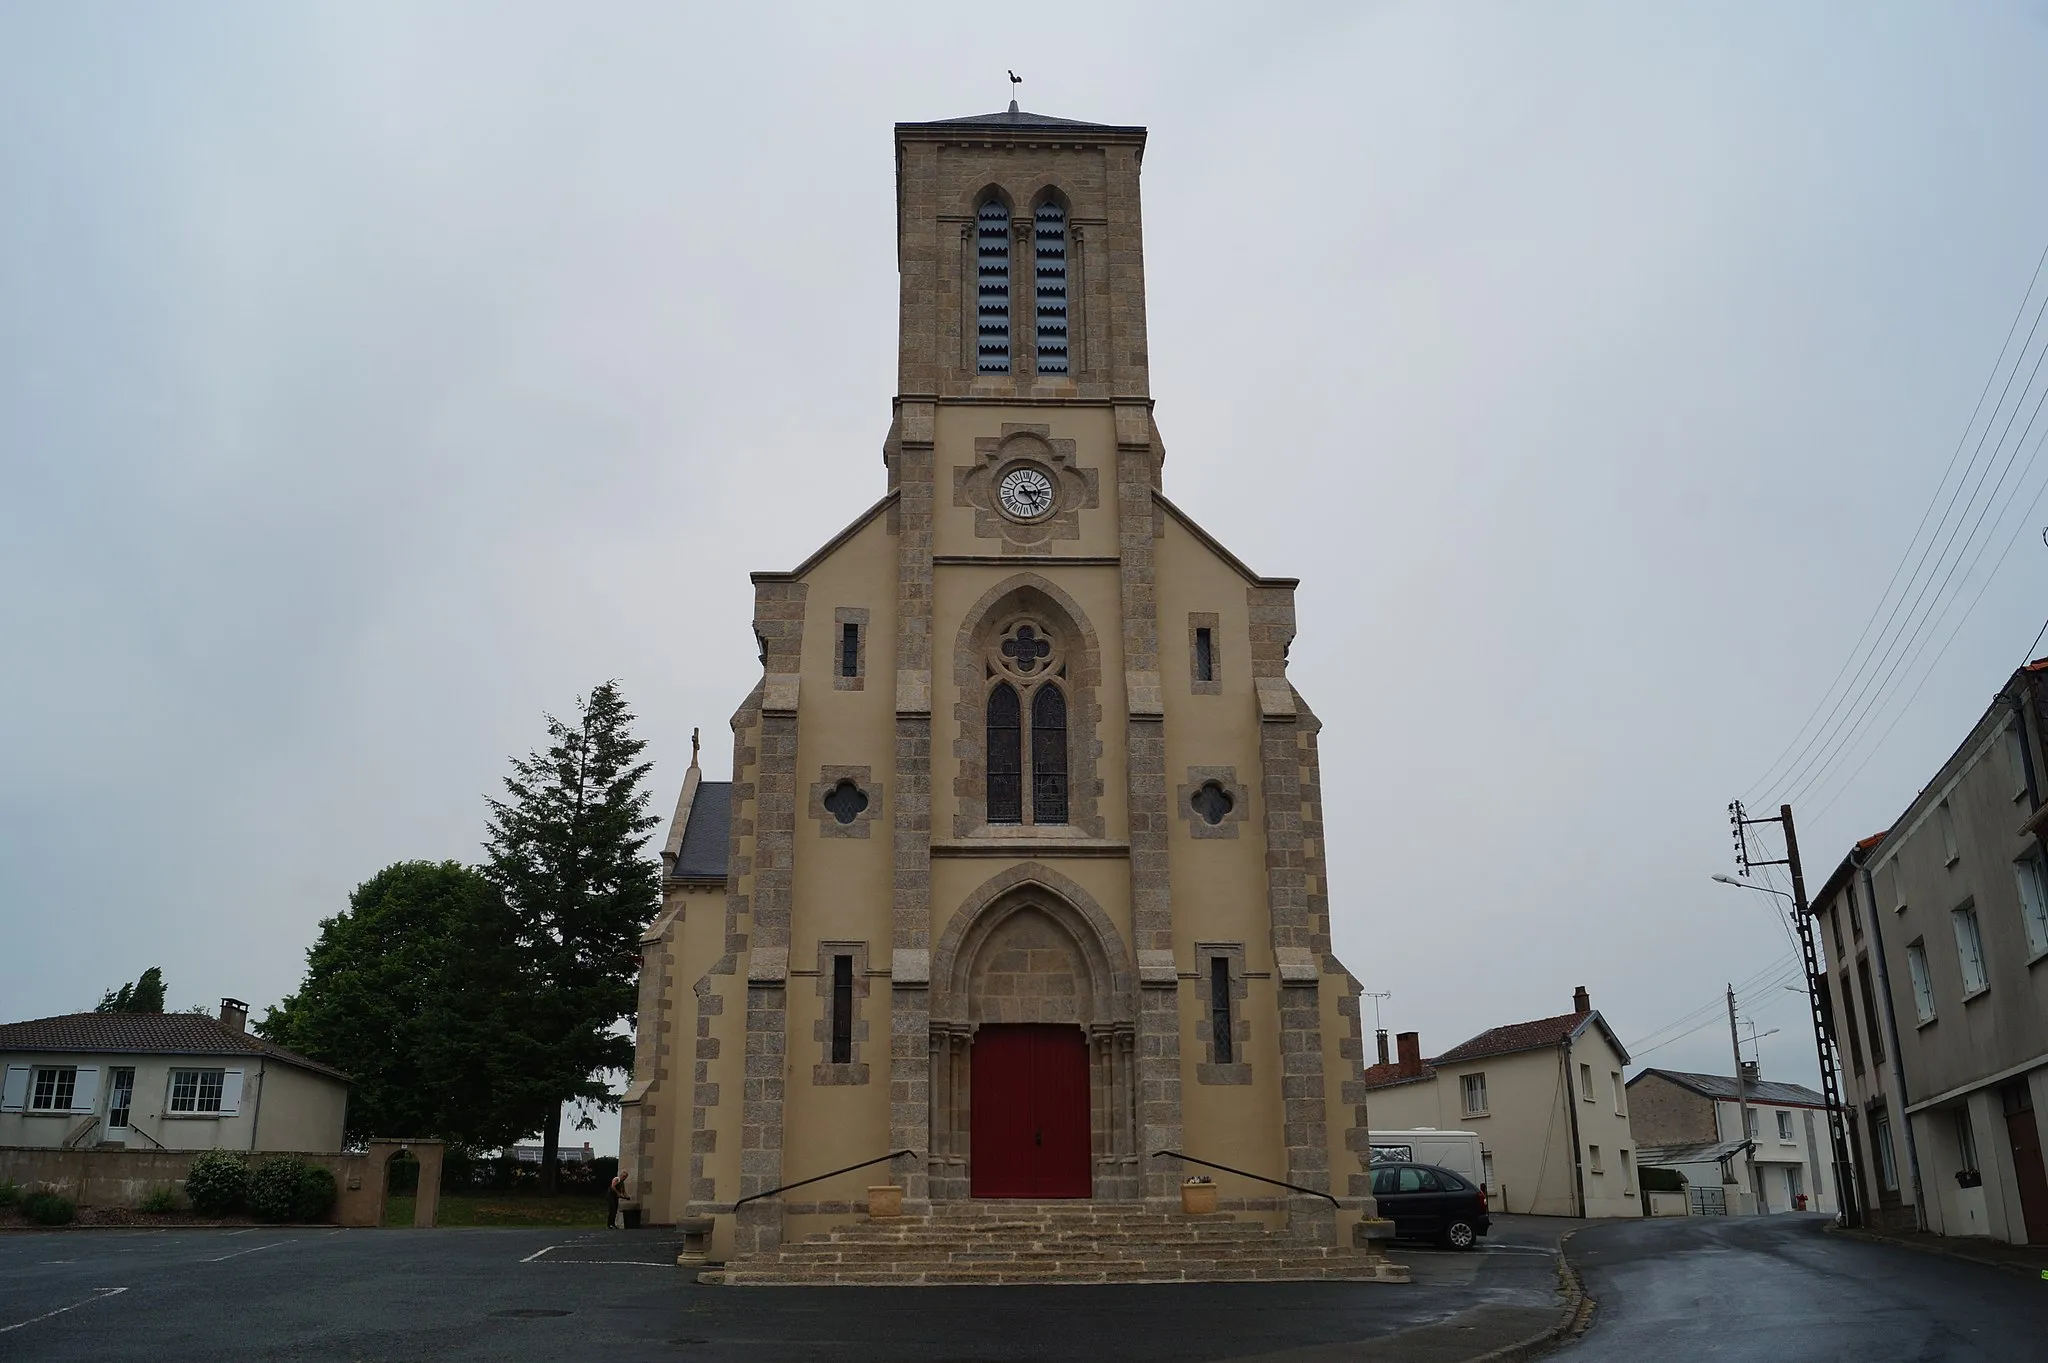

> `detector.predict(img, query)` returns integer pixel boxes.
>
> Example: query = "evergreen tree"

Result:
[256,861,532,1148]
[484,680,661,1192]
[95,967,167,1013]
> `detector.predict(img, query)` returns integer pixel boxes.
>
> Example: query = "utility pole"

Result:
[1727,984,1755,1210]
[1729,799,1861,1226]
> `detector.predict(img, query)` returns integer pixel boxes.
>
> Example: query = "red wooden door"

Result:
[2003,1084,2048,1241]
[970,1024,1091,1198]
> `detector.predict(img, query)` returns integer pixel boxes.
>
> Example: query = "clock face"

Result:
[997,465,1056,520]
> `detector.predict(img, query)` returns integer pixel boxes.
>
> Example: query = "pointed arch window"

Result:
[976,198,1012,374]
[987,682,1023,823]
[1031,684,1068,823]
[1034,201,1068,375]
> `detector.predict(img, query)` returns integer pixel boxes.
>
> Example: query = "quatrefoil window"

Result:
[823,779,870,826]
[990,619,1064,683]
[1192,781,1234,826]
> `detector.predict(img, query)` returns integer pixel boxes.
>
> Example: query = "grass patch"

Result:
[383,1192,608,1228]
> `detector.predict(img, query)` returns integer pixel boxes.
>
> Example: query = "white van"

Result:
[1369,1129,1486,1189]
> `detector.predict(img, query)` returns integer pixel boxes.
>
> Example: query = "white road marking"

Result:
[538,1258,674,1267]
[519,1245,559,1263]
[221,1227,261,1237]
[0,1287,129,1334]
[206,1240,293,1262]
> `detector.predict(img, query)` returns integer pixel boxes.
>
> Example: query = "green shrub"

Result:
[293,1164,337,1223]
[184,1150,248,1215]
[247,1156,309,1222]
[1639,1165,1687,1194]
[140,1185,180,1214]
[0,1178,19,1209]
[23,1191,76,1225]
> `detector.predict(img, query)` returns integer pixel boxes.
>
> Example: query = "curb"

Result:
[1829,1223,2048,1281]
[1463,1229,1595,1363]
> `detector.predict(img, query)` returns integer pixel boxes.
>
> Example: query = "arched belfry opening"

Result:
[928,865,1138,1202]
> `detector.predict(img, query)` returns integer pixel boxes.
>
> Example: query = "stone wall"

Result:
[0,1145,380,1226]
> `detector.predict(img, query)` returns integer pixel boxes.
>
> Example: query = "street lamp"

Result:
[1713,873,1791,899]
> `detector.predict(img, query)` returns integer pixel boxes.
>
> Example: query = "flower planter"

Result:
[1181,1180,1218,1215]
[867,1185,904,1219]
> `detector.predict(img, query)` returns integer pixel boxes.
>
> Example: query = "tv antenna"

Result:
[1365,991,1392,1032]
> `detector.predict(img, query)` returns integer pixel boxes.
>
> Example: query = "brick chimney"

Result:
[1395,1031,1423,1079]
[1573,985,1590,1014]
[1375,1029,1390,1067]
[219,998,249,1033]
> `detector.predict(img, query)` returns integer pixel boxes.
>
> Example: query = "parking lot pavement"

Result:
[0,1222,1576,1363]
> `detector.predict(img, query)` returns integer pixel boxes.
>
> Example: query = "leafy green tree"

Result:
[485,681,660,1192]
[257,861,532,1148]
[96,967,166,1013]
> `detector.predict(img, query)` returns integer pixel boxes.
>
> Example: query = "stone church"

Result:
[621,103,1388,1276]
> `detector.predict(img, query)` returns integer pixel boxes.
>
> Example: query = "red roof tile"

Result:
[1359,1060,1436,1089]
[1430,1010,1592,1065]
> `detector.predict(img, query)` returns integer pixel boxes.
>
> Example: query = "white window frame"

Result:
[1745,1107,1759,1140]
[28,1066,76,1113]
[2007,726,2031,802]
[1952,903,1989,998]
[1777,1110,1794,1143]
[167,1068,226,1115]
[1938,801,1959,866]
[1588,1143,1603,1174]
[1874,1113,1900,1192]
[1906,940,1937,1023]
[1579,1062,1594,1101]
[1461,1071,1488,1117]
[1620,1148,1634,1194]
[2015,852,2048,961]
[1890,862,1906,915]
[1612,1071,1625,1116]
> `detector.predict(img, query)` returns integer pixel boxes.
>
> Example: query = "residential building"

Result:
[1628,1067,1838,1216]
[0,1000,349,1153]
[620,103,1385,1266]
[1361,988,1638,1217]
[1812,833,1919,1231]
[1826,659,2048,1244]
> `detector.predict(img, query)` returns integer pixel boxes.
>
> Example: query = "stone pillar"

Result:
[1250,585,1334,1242]
[891,399,937,1208]
[1117,403,1181,1202]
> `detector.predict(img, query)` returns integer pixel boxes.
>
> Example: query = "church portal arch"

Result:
[927,863,1138,1201]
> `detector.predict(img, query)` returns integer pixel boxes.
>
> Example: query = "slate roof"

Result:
[672,781,731,882]
[1636,1139,1750,1168]
[1636,1068,1827,1109]
[0,1013,350,1082]
[899,107,1144,134]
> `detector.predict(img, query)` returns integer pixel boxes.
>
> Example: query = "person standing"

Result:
[607,1169,631,1229]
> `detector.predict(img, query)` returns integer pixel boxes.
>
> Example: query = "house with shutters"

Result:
[1360,987,1640,1218]
[0,1000,349,1153]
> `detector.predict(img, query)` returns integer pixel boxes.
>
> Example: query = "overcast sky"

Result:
[6,3,2048,1151]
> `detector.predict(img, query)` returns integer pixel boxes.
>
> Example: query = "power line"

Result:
[1746,239,2048,803]
[1780,343,2048,809]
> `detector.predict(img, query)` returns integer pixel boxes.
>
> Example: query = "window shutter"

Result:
[70,1066,100,1114]
[218,1069,244,1117]
[975,199,1011,374]
[0,1065,27,1113]
[1033,201,1068,374]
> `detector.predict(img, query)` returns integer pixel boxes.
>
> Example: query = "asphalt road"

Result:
[0,1217,1570,1362]
[1561,1213,2048,1361]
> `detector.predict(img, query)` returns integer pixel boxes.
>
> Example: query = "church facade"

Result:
[622,105,1381,1260]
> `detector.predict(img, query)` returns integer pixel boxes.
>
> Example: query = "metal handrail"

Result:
[731,1149,916,1213]
[1151,1150,1339,1207]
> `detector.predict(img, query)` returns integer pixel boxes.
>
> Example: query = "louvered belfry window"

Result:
[1034,201,1068,374]
[1030,684,1069,824]
[976,199,1012,374]
[987,682,1023,822]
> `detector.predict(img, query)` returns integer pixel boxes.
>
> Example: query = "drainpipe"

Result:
[248,1058,266,1153]
[1563,1042,1587,1217]
[1856,851,1923,1229]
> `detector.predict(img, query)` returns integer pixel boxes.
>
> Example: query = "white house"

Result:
[0,1000,349,1153]
[1362,987,1640,1217]
[1628,1067,1838,1216]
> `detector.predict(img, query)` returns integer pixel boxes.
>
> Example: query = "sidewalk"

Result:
[1834,1221,2048,1278]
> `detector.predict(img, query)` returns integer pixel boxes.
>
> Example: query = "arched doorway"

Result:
[930,865,1137,1202]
